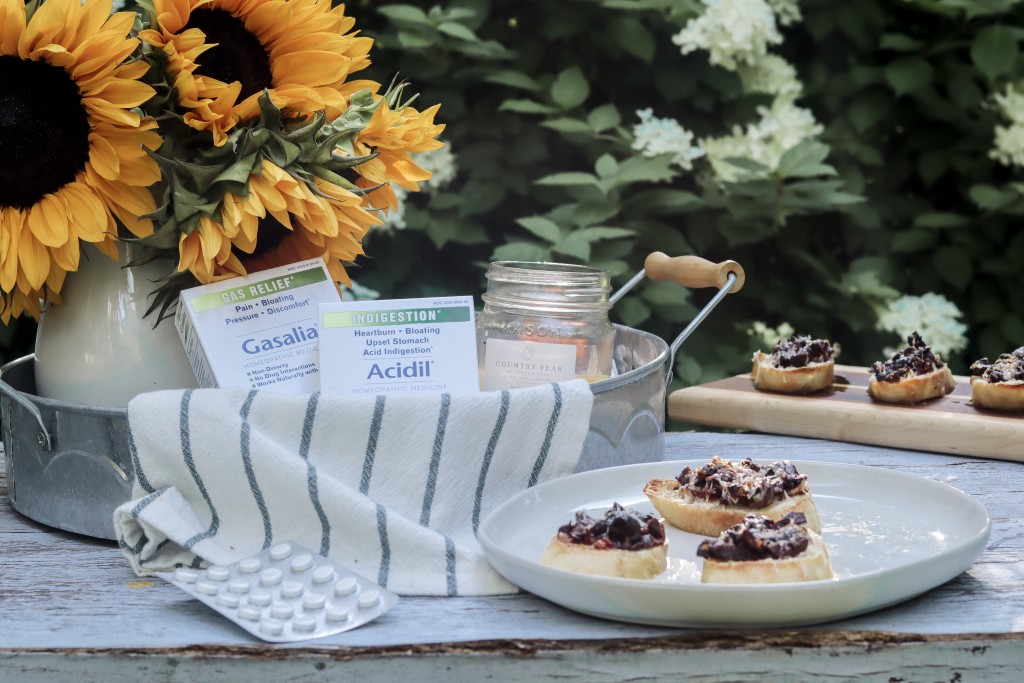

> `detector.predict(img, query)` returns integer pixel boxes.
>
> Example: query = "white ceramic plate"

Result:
[478,460,991,628]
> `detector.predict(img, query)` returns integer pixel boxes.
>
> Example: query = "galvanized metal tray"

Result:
[1,254,744,540]
[1,326,664,540]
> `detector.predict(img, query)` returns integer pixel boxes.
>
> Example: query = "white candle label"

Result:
[481,339,576,390]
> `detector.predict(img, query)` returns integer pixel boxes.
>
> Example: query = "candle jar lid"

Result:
[481,261,613,316]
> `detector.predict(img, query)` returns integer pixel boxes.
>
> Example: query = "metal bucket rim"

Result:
[4,331,670,405]
[590,324,669,395]
[1,355,128,418]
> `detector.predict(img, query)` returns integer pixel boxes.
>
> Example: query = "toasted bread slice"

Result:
[970,377,1024,411]
[643,478,821,537]
[538,536,668,579]
[538,503,668,579]
[969,348,1024,411]
[867,365,956,404]
[751,351,834,394]
[700,527,833,584]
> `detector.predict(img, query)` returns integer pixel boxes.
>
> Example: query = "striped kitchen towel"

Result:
[113,380,593,596]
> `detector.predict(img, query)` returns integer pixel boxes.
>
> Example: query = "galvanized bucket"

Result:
[1,253,744,540]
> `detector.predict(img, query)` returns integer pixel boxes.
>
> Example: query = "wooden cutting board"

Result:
[668,364,1024,463]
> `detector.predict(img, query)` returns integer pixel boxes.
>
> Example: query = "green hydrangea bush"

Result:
[349,0,1024,393]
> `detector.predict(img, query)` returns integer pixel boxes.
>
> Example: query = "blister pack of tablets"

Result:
[155,541,399,643]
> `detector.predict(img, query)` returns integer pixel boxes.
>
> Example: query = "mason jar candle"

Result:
[476,261,614,390]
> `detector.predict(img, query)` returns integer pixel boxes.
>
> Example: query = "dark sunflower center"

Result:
[235,215,292,261]
[0,56,91,208]
[185,9,273,100]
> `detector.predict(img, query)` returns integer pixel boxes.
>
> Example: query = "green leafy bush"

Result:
[345,0,1024,393]
[4,0,1023,412]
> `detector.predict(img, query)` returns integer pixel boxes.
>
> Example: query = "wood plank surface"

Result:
[3,432,1022,682]
[668,365,1024,462]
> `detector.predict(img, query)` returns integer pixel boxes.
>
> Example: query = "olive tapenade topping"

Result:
[770,335,835,369]
[696,512,810,562]
[970,347,1024,383]
[675,457,808,508]
[557,503,665,551]
[870,331,945,383]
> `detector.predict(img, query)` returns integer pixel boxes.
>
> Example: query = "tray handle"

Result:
[0,378,51,450]
[643,252,745,293]
[609,253,745,388]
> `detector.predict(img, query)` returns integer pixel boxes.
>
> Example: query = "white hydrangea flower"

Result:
[736,55,803,100]
[987,83,1024,167]
[415,144,458,191]
[701,98,824,182]
[672,0,782,71]
[631,108,706,170]
[766,0,802,26]
[877,293,968,358]
[992,83,1024,125]
[991,124,1024,168]
[748,320,796,350]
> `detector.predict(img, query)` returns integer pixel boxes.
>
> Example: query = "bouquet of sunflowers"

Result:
[0,0,443,324]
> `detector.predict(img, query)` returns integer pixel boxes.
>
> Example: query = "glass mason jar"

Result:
[476,261,614,390]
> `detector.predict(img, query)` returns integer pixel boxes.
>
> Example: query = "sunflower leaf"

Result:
[265,136,305,168]
[134,212,187,251]
[281,112,327,143]
[328,151,379,169]
[23,0,41,22]
[258,91,284,129]
[172,185,220,222]
[214,154,261,186]
[309,166,363,192]
[171,157,231,193]
[312,129,365,163]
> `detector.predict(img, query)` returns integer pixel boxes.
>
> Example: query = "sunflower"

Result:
[351,98,446,217]
[176,159,380,285]
[140,0,375,146]
[0,0,160,323]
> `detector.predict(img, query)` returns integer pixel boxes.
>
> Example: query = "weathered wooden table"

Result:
[2,432,1021,681]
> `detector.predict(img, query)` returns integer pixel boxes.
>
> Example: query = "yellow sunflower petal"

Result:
[28,43,76,67]
[18,230,50,290]
[197,216,228,262]
[92,236,120,261]
[83,97,142,127]
[271,51,347,87]
[45,264,67,296]
[88,132,121,181]
[62,182,112,243]
[157,0,198,35]
[0,0,26,56]
[81,78,155,109]
[0,208,22,291]
[26,194,70,248]
[17,0,73,57]
[51,235,81,272]
[114,59,151,81]
[71,35,139,82]
[177,231,200,272]
[79,0,115,43]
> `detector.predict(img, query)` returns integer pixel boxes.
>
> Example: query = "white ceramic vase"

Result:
[33,243,199,408]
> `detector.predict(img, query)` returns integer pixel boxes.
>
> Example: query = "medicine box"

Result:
[318,296,480,396]
[175,258,341,395]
